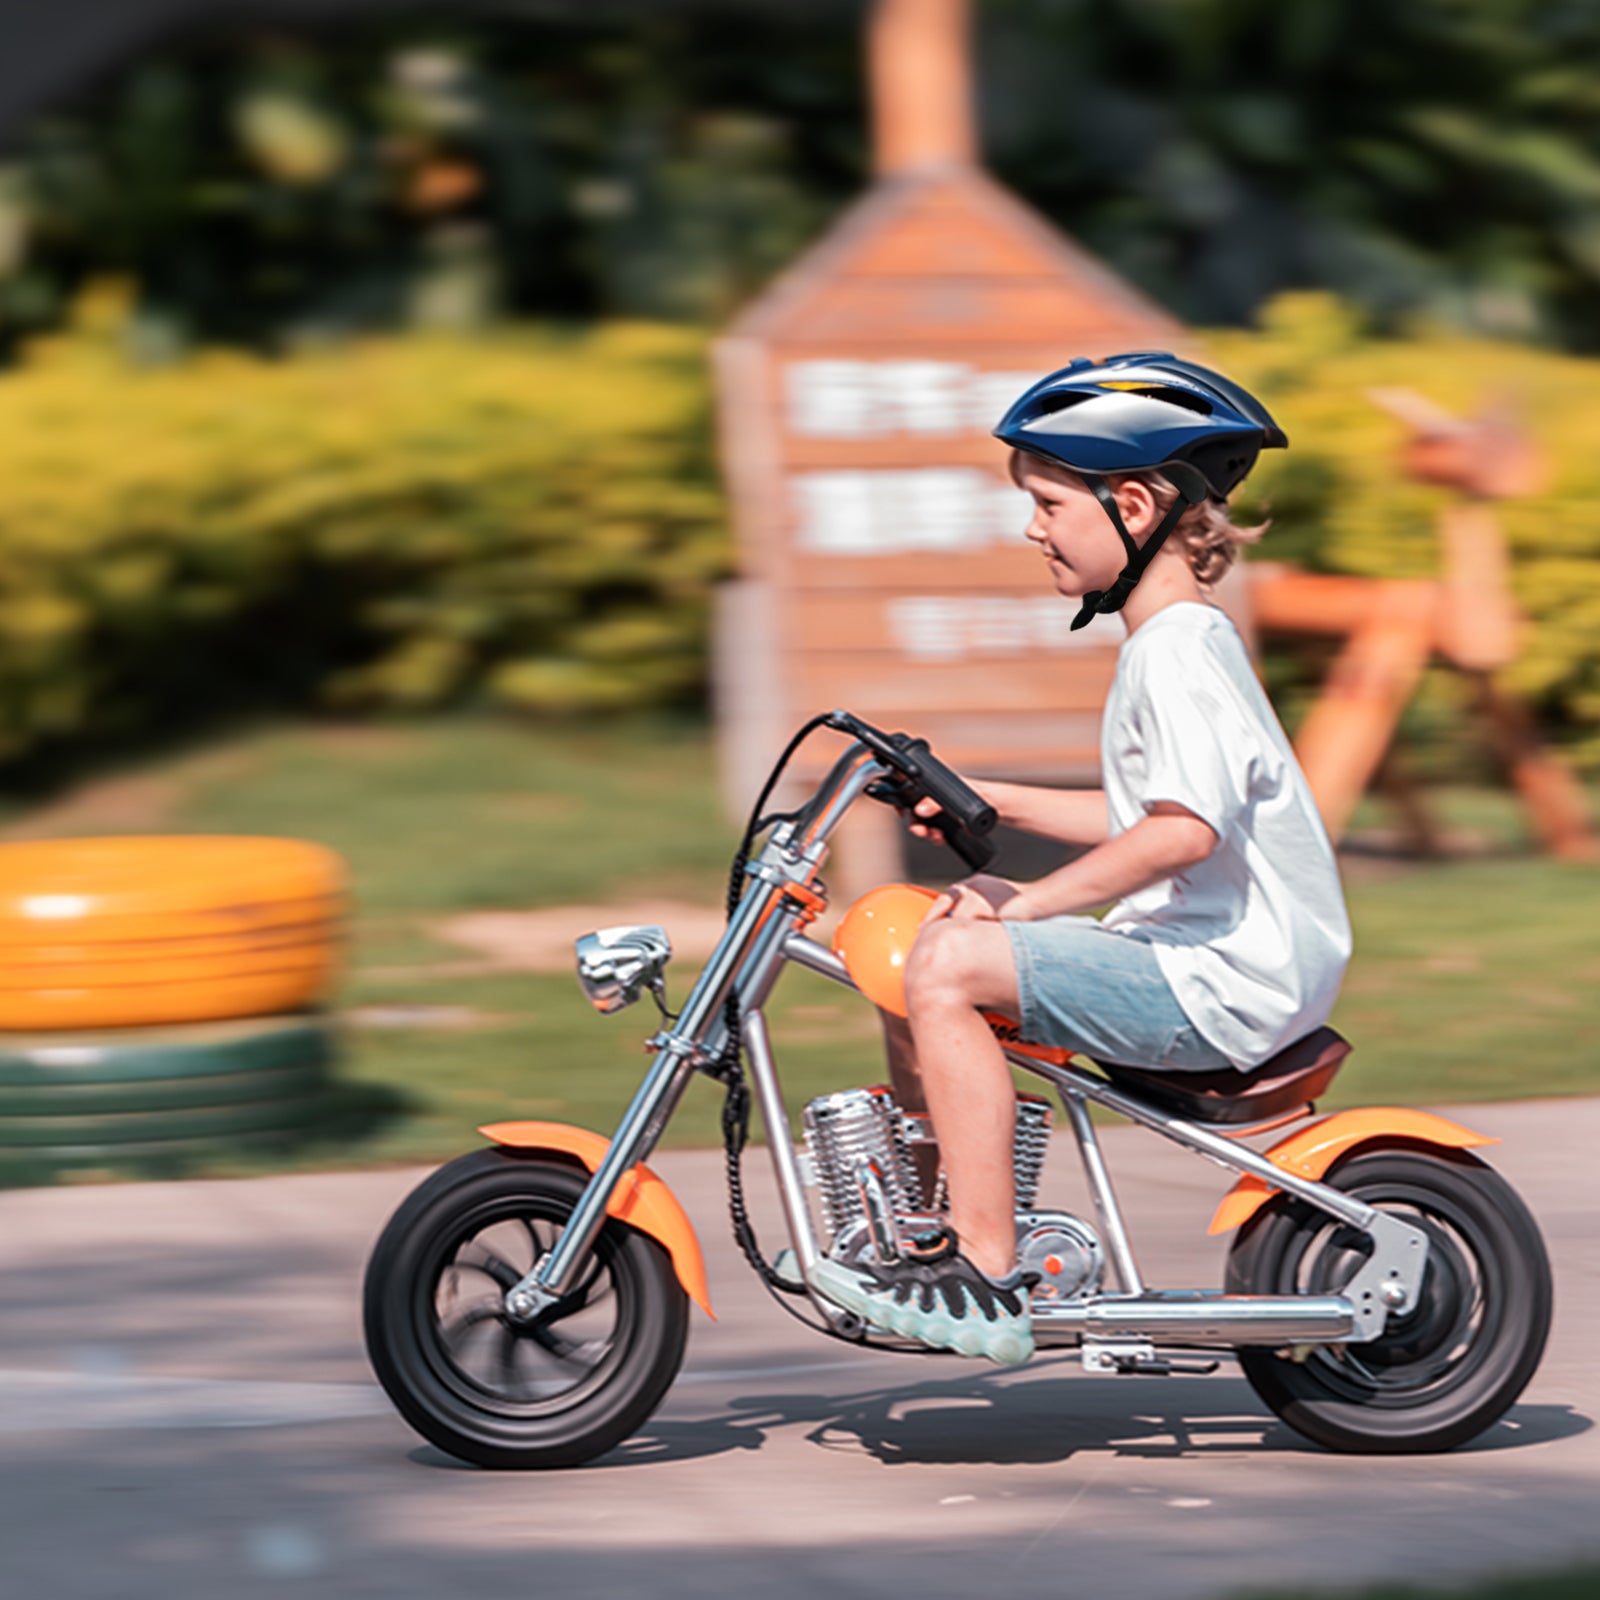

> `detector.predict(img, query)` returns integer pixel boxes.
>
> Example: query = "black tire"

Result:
[363,1148,689,1469]
[1225,1146,1552,1454]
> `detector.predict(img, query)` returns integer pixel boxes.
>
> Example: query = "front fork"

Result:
[502,759,886,1321]
[504,1035,702,1320]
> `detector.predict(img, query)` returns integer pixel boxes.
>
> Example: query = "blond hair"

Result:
[1116,469,1267,586]
[1010,449,1267,588]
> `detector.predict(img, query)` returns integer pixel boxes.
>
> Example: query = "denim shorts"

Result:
[1003,916,1236,1073]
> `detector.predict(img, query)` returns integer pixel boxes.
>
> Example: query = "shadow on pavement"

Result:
[548,1369,1594,1470]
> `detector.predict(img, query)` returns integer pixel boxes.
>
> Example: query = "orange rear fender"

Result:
[1208,1108,1499,1236]
[478,1120,713,1318]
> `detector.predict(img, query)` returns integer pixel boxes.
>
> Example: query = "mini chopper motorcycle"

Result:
[364,711,1552,1467]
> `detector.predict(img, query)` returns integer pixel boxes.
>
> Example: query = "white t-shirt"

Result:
[1099,602,1352,1067]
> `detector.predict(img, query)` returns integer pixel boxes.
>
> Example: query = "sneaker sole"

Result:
[811,1259,1034,1367]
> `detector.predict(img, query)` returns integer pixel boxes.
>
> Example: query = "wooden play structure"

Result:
[1251,394,1593,859]
[713,0,1593,877]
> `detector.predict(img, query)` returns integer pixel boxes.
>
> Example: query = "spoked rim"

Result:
[1288,1179,1502,1408]
[415,1194,636,1419]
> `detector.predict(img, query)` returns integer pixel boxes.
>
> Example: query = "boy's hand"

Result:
[930,874,1022,921]
[905,787,995,842]
[906,794,947,841]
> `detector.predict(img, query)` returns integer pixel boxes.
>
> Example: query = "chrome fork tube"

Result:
[1059,1088,1144,1294]
[795,745,889,853]
[512,747,888,1314]
[511,1038,700,1310]
[514,880,786,1309]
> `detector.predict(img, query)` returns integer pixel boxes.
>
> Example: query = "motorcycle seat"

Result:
[1095,1026,1351,1126]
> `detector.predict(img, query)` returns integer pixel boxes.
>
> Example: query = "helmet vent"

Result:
[1029,390,1093,418]
[1125,384,1213,416]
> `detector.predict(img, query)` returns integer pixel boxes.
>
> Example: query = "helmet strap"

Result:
[1071,466,1208,631]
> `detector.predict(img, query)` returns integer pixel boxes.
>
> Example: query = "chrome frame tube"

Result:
[695,898,813,1063]
[521,878,789,1303]
[1014,1055,1377,1231]
[742,1008,824,1281]
[1059,1088,1143,1294]
[1031,1290,1355,1345]
[781,933,857,989]
[761,934,1384,1271]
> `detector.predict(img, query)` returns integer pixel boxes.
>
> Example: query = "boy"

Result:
[813,353,1353,1365]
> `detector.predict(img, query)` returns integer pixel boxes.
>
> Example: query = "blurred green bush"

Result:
[1211,295,1600,768]
[0,291,724,763]
[0,289,1595,775]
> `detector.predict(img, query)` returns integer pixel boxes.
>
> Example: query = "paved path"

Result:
[0,1098,1595,1599]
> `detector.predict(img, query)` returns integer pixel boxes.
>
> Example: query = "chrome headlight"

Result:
[574,924,673,1014]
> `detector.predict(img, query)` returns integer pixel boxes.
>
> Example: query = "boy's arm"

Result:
[981,780,1110,846]
[994,803,1216,921]
[914,780,1109,847]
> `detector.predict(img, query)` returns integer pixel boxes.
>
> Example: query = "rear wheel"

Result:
[1225,1146,1551,1454]
[363,1148,688,1468]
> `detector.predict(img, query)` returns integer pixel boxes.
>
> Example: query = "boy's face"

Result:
[1014,456,1136,601]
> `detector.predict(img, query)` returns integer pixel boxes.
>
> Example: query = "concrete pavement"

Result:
[0,1096,1595,1599]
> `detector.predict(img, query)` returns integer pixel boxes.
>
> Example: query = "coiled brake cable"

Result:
[708,714,874,1337]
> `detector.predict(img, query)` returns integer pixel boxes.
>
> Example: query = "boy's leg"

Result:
[814,918,1032,1366]
[880,1009,924,1110]
[901,918,1023,1280]
[880,1010,942,1202]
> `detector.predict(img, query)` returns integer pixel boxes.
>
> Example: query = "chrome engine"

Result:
[801,1086,921,1237]
[800,1084,1104,1301]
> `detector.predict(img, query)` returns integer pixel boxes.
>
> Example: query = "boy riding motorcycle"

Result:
[814,354,1352,1365]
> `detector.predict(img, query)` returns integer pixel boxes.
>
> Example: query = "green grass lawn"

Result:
[1234,1562,1600,1600]
[3,714,1597,1178]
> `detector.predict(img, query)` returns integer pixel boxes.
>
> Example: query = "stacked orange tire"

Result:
[0,837,348,1171]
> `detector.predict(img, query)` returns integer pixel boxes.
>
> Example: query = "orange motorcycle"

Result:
[364,711,1552,1467]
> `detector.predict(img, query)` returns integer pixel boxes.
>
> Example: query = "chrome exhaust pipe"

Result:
[1032,1291,1355,1346]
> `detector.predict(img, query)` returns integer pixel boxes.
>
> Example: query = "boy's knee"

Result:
[904,919,989,1009]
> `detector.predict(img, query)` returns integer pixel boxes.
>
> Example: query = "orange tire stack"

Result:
[0,837,347,1174]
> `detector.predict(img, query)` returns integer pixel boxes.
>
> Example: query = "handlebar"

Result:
[822,711,998,871]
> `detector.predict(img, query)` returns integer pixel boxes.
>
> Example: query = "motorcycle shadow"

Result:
[607,1365,1590,1469]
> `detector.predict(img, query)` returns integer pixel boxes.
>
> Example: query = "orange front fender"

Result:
[1208,1108,1500,1236]
[478,1120,713,1318]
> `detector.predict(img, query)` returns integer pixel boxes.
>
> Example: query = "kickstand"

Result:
[1082,1340,1221,1376]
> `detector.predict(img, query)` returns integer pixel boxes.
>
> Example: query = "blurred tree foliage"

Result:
[984,0,1600,349]
[2,1,1600,352]
[0,7,862,355]
[0,294,723,766]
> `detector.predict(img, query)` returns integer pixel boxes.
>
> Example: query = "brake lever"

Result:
[864,774,918,810]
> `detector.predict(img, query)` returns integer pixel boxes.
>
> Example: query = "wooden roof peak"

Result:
[725,166,1186,348]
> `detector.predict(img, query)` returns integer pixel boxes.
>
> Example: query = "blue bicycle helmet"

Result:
[994,352,1287,630]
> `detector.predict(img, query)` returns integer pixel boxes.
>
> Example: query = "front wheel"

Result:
[1225,1146,1551,1454]
[363,1148,689,1468]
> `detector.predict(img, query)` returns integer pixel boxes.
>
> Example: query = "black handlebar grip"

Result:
[941,817,998,872]
[889,736,998,871]
[827,712,999,870]
[892,737,997,832]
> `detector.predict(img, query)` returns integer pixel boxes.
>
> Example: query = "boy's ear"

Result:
[1112,477,1162,541]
